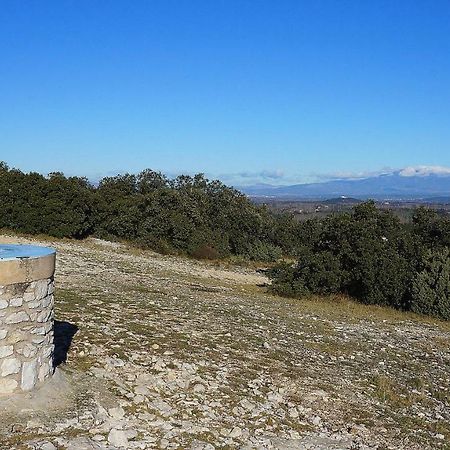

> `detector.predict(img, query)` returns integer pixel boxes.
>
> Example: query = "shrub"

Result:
[190,245,220,260]
[411,248,450,320]
[269,250,342,297]
[244,240,283,262]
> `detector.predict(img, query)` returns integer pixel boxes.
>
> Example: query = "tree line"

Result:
[0,162,295,260]
[1,162,449,320]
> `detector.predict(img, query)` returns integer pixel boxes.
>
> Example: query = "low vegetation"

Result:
[268,202,450,320]
[1,162,449,320]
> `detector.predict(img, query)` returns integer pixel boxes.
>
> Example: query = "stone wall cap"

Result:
[0,245,56,285]
[0,245,56,262]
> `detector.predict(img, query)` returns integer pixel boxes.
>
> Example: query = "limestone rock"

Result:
[5,311,30,324]
[21,360,38,391]
[0,345,14,358]
[108,428,129,448]
[1,357,21,376]
[0,377,18,394]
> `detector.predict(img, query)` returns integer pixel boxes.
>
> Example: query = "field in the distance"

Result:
[0,233,449,450]
[255,197,450,222]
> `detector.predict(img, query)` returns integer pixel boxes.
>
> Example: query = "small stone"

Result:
[193,383,206,393]
[23,292,36,302]
[125,429,138,440]
[1,358,21,376]
[39,442,57,450]
[9,297,23,307]
[229,426,242,438]
[312,415,321,426]
[0,378,18,394]
[108,406,125,419]
[47,282,55,295]
[0,345,14,358]
[35,279,49,299]
[38,362,52,381]
[133,394,145,404]
[20,343,38,358]
[92,434,105,441]
[27,299,42,309]
[21,360,38,391]
[0,299,8,309]
[36,308,52,323]
[5,311,30,324]
[108,428,129,448]
[0,330,8,340]
[42,295,53,308]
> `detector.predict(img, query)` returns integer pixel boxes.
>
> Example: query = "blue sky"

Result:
[1,1,450,185]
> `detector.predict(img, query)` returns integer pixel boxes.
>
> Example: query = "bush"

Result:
[269,202,426,309]
[190,245,220,260]
[411,248,450,320]
[269,250,342,296]
[244,240,283,262]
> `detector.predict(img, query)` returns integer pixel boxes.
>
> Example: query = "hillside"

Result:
[0,234,449,449]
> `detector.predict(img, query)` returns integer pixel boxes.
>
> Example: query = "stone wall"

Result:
[0,277,55,394]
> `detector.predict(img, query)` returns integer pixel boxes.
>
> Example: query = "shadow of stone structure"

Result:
[53,320,79,368]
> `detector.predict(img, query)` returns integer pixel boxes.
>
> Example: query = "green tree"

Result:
[411,248,450,320]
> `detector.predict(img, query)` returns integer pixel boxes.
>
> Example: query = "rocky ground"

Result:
[0,234,449,450]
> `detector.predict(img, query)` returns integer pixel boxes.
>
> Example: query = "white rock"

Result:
[0,377,18,394]
[0,345,14,358]
[0,330,7,340]
[5,311,30,324]
[312,415,322,426]
[38,362,52,381]
[92,434,105,441]
[108,429,129,448]
[9,297,23,307]
[42,295,53,308]
[39,442,57,450]
[0,299,8,309]
[21,360,38,391]
[108,406,125,419]
[1,357,21,376]
[27,299,42,309]
[37,308,52,323]
[193,383,206,393]
[229,426,242,438]
[23,293,36,303]
[20,342,38,358]
[35,279,49,299]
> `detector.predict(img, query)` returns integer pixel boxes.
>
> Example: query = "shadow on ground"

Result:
[53,320,79,368]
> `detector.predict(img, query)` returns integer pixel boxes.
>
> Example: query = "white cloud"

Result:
[399,165,450,177]
[218,169,298,186]
[312,167,395,181]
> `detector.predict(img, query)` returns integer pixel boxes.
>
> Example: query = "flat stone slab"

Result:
[0,245,56,285]
[0,245,55,261]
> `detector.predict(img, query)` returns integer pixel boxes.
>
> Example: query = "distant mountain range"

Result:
[239,171,450,201]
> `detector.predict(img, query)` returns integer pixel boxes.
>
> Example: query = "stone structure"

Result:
[0,244,56,394]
